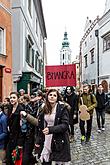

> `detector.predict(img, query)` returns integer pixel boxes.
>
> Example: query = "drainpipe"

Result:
[95,29,99,85]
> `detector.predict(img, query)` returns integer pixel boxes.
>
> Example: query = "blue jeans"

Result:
[96,109,105,129]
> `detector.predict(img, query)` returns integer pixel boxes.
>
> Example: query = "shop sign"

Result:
[5,68,11,73]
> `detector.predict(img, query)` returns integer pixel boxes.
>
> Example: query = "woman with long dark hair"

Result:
[38,89,71,164]
[64,86,78,142]
[21,88,71,165]
[6,92,24,165]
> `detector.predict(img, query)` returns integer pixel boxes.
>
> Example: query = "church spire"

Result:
[60,31,71,65]
[62,31,70,48]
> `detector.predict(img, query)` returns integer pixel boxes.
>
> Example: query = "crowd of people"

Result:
[0,84,108,165]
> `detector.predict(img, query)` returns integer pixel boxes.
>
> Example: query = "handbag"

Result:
[15,149,22,165]
[12,146,22,165]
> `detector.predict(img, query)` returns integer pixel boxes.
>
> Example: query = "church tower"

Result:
[60,31,71,65]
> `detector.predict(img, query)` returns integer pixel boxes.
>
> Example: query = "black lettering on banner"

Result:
[47,72,53,80]
[47,71,75,80]
[54,72,63,79]
[71,71,74,79]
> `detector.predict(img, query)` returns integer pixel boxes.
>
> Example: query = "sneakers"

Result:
[86,137,90,142]
[102,127,105,131]
[85,137,91,145]
[81,135,85,141]
[81,135,85,145]
[97,129,101,133]
[97,127,105,133]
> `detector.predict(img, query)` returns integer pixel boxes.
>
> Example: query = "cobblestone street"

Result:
[70,112,110,165]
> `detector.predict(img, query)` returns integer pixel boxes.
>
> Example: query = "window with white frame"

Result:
[90,48,94,64]
[35,51,41,73]
[25,35,34,67]
[84,54,88,68]
[0,27,5,55]
[103,33,110,52]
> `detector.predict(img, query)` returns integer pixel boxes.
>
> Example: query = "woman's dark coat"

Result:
[64,92,78,124]
[36,101,71,162]
[6,104,24,165]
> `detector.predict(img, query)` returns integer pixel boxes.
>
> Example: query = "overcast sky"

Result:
[42,0,106,65]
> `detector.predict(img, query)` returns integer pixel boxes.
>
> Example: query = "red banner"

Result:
[45,64,76,87]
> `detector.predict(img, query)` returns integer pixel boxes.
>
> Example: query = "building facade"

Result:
[98,0,110,92]
[72,55,80,88]
[60,31,71,65]
[79,17,99,92]
[12,0,47,94]
[0,1,12,101]
[80,0,110,93]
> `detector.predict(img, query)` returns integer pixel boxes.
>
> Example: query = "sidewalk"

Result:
[70,112,110,165]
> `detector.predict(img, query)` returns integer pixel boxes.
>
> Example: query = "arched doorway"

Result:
[101,80,108,93]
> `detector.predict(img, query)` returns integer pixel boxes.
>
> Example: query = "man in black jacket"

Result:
[96,84,108,133]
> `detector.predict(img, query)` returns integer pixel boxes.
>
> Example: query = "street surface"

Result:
[70,112,110,165]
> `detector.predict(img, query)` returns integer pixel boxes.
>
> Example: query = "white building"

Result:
[98,0,110,92]
[72,55,80,88]
[80,0,110,92]
[60,31,71,65]
[12,0,47,93]
[80,16,99,92]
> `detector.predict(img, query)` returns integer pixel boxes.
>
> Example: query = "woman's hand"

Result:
[42,127,49,135]
[20,111,27,117]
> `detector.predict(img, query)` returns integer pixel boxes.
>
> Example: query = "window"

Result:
[32,49,34,67]
[63,54,64,60]
[40,34,43,47]
[103,33,110,51]
[85,41,87,47]
[0,27,5,55]
[41,60,43,76]
[90,35,92,40]
[90,48,94,64]
[28,0,32,17]
[25,36,34,67]
[35,51,41,72]
[84,54,88,68]
[36,18,38,35]
[35,54,38,71]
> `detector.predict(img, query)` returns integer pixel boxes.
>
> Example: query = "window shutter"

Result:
[25,38,29,63]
